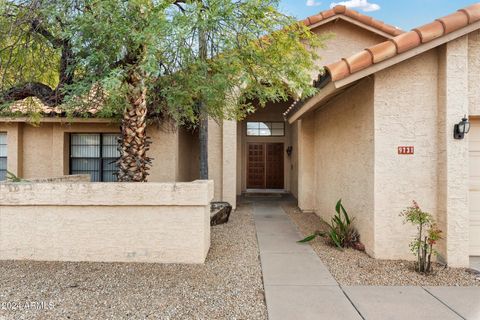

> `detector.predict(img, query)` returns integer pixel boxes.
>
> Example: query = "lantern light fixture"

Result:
[286,146,293,157]
[454,115,470,140]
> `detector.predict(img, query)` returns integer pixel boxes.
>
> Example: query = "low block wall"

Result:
[0,180,213,264]
[1,174,91,184]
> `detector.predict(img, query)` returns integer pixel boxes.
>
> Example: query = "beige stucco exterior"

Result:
[312,78,375,255]
[310,19,388,77]
[373,49,441,261]
[0,180,213,263]
[0,120,199,183]
[293,29,480,267]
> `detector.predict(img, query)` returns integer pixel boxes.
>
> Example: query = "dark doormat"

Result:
[244,193,283,198]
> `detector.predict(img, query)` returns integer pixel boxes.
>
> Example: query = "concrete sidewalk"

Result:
[252,200,480,320]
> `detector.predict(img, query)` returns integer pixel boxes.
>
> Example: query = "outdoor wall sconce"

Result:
[454,116,471,140]
[286,146,293,157]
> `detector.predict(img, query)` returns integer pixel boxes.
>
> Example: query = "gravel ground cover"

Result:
[0,203,267,320]
[282,201,480,287]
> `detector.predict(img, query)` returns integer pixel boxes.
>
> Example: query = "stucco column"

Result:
[208,118,223,202]
[297,118,315,212]
[52,124,68,176]
[437,36,470,267]
[222,120,237,209]
[6,122,23,177]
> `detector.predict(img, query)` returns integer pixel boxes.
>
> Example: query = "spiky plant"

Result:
[299,199,362,250]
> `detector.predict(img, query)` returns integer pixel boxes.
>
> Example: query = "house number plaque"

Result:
[398,146,414,155]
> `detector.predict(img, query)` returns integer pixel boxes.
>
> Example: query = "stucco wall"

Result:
[0,180,213,264]
[208,119,223,200]
[293,26,475,266]
[312,78,375,254]
[469,30,480,116]
[207,119,237,208]
[177,127,199,182]
[148,124,179,182]
[0,121,187,183]
[222,120,237,207]
[290,121,299,199]
[373,50,440,260]
[0,174,90,183]
[310,19,387,80]
[436,37,470,267]
[297,117,315,211]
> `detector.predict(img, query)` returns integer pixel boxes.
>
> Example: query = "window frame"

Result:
[0,132,6,181]
[246,121,285,137]
[69,133,120,182]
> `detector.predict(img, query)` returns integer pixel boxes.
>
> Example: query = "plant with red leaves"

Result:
[400,201,443,274]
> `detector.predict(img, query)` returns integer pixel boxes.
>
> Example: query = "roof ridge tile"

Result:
[333,5,347,14]
[413,20,445,43]
[459,3,480,24]
[436,11,469,34]
[302,5,403,37]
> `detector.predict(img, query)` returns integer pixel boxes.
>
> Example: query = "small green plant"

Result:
[5,170,27,182]
[400,201,443,274]
[298,199,362,250]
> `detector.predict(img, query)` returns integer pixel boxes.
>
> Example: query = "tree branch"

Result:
[30,19,64,48]
[1,82,57,106]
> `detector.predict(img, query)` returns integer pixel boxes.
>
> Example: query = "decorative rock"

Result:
[210,202,233,226]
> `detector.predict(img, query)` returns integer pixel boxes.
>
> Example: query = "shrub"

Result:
[298,199,362,250]
[400,201,443,274]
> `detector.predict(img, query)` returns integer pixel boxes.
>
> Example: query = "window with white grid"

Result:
[246,122,285,137]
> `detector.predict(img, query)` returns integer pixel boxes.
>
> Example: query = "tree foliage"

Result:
[1,0,323,120]
[0,0,325,181]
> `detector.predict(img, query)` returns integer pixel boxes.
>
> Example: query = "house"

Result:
[1,3,479,267]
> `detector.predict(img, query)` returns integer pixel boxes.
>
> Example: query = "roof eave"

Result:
[0,116,119,124]
[287,81,337,124]
[332,19,480,89]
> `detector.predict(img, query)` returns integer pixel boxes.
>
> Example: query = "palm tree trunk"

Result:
[117,67,152,182]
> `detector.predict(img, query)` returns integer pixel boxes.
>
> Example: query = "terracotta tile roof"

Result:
[302,5,404,37]
[3,84,106,116]
[325,3,480,82]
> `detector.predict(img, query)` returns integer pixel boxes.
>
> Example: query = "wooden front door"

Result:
[247,143,284,189]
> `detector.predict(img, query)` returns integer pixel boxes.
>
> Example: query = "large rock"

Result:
[210,202,232,226]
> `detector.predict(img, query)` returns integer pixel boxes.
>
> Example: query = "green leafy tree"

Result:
[1,0,324,181]
[0,0,74,104]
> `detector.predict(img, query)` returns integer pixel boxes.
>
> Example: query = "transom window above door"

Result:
[70,133,121,182]
[246,122,285,137]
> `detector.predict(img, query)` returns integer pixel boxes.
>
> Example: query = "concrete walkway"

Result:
[252,200,480,320]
